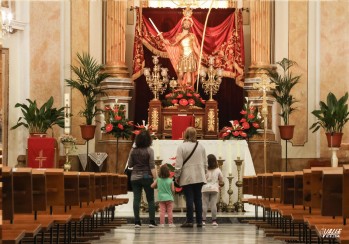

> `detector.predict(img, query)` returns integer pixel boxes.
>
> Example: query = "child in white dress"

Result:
[201,154,224,226]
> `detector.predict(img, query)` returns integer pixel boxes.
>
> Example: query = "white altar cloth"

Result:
[152,140,256,205]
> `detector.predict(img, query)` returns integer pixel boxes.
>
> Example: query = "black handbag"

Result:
[174,142,198,188]
[124,166,133,191]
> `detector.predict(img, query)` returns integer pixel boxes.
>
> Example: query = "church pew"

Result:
[247,167,346,243]
[296,168,343,243]
[2,167,44,243]
[2,229,26,244]
[293,171,303,206]
[19,169,72,244]
[312,166,349,243]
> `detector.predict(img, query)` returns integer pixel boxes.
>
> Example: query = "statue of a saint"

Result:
[160,8,201,88]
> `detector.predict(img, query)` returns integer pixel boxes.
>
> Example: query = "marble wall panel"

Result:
[71,0,89,143]
[289,1,308,146]
[30,1,61,107]
[320,1,349,157]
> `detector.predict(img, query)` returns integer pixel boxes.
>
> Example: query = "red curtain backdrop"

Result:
[132,8,244,129]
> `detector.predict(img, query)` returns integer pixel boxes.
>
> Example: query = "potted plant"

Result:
[65,52,111,140]
[310,92,349,147]
[265,58,301,140]
[11,96,65,136]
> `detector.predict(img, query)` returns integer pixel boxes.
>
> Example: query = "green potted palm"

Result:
[65,52,111,140]
[310,92,349,147]
[11,96,65,136]
[265,58,301,140]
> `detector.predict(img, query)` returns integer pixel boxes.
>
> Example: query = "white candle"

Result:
[237,140,241,159]
[227,142,232,173]
[115,98,118,104]
[155,139,160,159]
[64,93,70,134]
[218,140,222,159]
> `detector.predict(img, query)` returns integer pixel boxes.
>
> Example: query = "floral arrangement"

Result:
[220,97,263,140]
[59,134,77,144]
[133,120,158,139]
[162,85,205,108]
[101,104,134,139]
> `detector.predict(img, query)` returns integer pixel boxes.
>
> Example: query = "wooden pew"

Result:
[2,167,43,243]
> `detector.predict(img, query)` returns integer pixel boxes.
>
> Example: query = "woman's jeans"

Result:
[182,182,204,224]
[131,178,155,223]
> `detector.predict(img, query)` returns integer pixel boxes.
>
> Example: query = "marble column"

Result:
[97,0,134,173]
[244,0,275,142]
[103,0,129,78]
[244,0,281,173]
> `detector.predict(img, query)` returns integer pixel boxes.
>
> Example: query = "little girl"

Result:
[201,154,224,226]
[151,165,176,227]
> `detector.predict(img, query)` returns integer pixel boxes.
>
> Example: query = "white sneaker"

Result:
[169,223,176,228]
[159,224,165,228]
[202,221,206,226]
[212,221,218,226]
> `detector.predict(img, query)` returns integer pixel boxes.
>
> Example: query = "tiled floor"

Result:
[91,223,284,244]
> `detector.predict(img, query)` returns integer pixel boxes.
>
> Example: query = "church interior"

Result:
[1,0,349,243]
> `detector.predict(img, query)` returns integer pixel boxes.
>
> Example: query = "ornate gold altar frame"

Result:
[148,100,218,139]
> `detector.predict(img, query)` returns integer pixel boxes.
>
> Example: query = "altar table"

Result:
[153,140,256,204]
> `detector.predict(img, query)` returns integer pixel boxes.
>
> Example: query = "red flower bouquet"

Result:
[162,85,205,108]
[101,104,134,139]
[220,97,263,140]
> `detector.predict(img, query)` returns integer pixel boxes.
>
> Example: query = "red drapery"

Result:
[132,8,244,129]
[133,7,244,84]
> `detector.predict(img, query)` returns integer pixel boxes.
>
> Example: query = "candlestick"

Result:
[234,158,245,212]
[226,173,235,212]
[217,159,227,212]
[154,159,163,176]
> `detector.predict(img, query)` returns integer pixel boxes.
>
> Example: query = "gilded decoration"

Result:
[164,116,173,130]
[207,109,215,132]
[195,117,203,130]
[151,108,159,131]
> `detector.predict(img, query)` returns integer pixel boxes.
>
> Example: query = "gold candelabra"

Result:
[144,55,169,100]
[217,158,227,212]
[199,56,223,101]
[234,157,244,212]
[226,173,235,212]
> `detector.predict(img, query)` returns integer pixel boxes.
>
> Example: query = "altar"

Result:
[153,139,255,205]
[116,139,256,213]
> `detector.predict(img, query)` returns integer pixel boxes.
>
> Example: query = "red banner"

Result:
[27,138,56,168]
